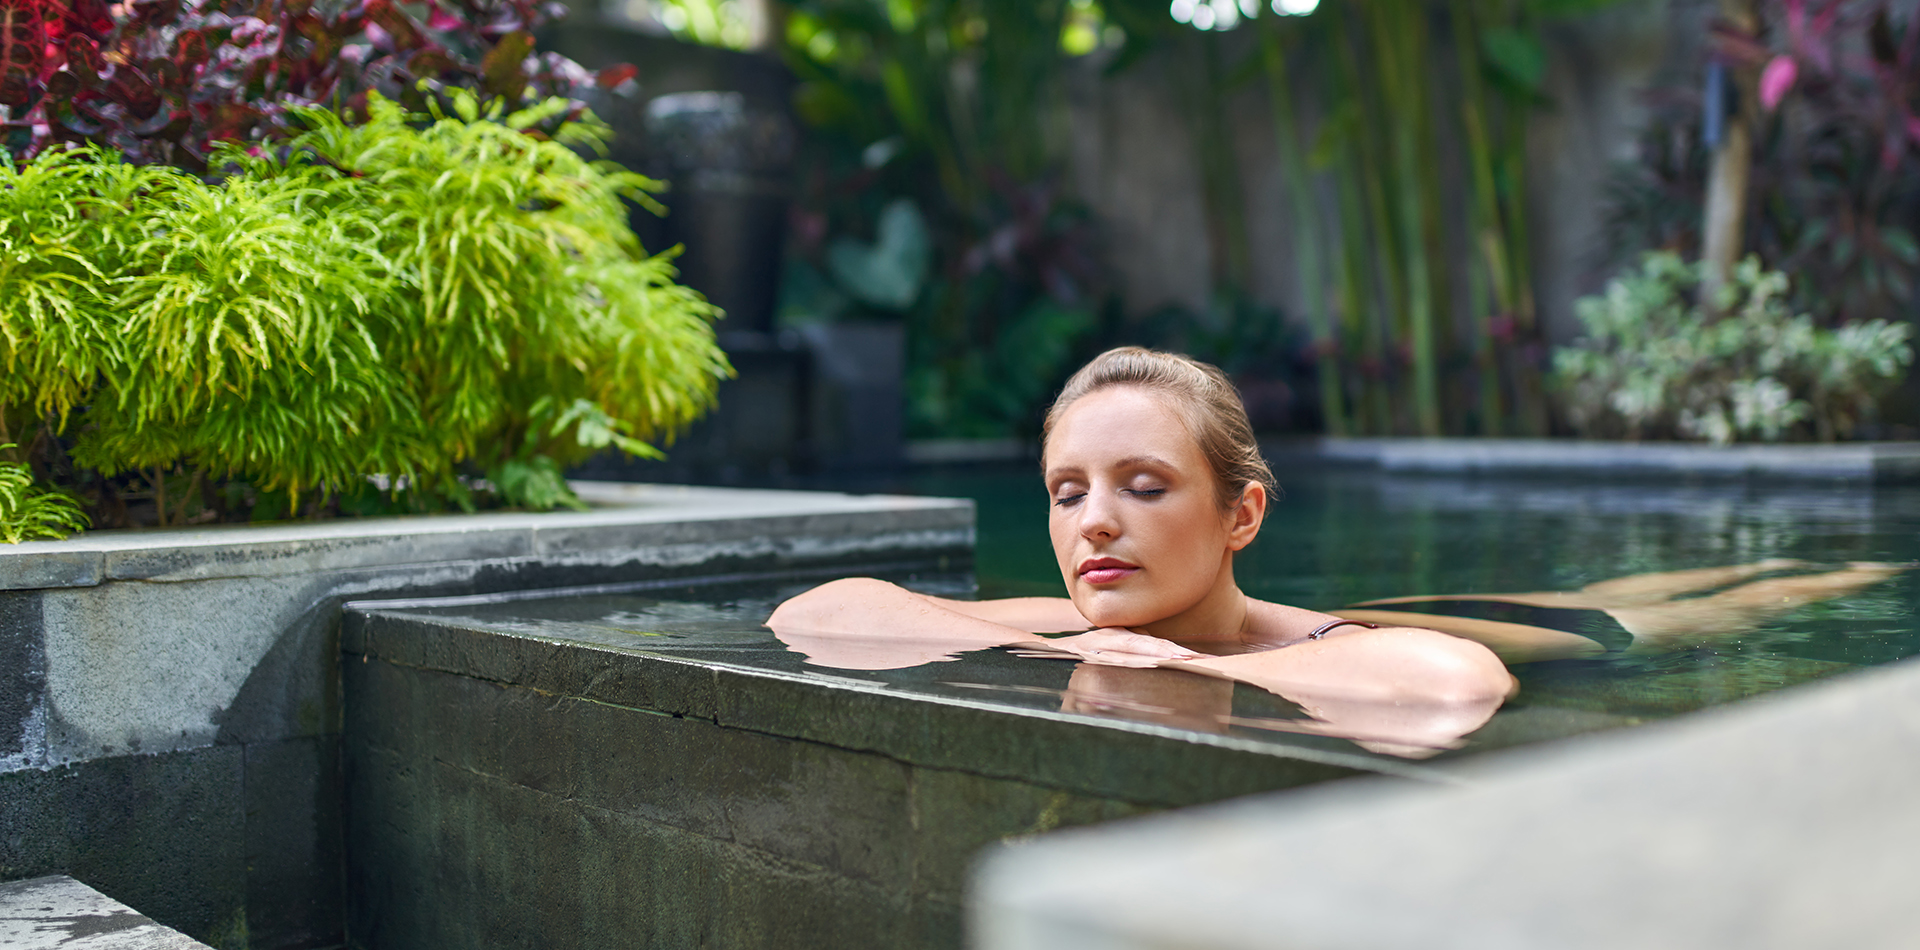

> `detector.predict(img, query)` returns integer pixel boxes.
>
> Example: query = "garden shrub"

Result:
[0,90,729,535]
[1554,252,1913,443]
[0,446,86,543]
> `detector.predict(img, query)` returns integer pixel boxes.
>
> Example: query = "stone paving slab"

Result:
[970,655,1920,950]
[1307,437,1920,481]
[0,876,208,949]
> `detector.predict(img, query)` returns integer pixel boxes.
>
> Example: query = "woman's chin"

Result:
[1073,596,1159,631]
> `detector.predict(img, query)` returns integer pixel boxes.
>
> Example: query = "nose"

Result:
[1077,486,1121,541]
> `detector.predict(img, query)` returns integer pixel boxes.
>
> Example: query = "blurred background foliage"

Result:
[774,0,1112,439]
[632,0,1920,443]
[1602,0,1920,329]
[630,0,1641,440]
[1555,252,1913,443]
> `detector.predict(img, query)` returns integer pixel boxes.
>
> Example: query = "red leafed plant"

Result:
[1604,0,1920,326]
[0,0,640,168]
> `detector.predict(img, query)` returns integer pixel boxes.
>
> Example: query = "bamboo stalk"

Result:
[1408,2,1452,435]
[1370,0,1441,435]
[1498,109,1549,435]
[1332,149,1385,434]
[1451,0,1509,435]
[1261,21,1347,435]
[1198,36,1253,292]
[1333,11,1403,433]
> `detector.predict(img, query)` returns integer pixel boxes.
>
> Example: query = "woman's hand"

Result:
[1009,628,1216,667]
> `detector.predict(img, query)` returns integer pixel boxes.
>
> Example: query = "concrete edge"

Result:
[965,652,1920,949]
[340,606,1449,805]
[0,482,973,591]
[1281,437,1920,481]
[0,874,211,949]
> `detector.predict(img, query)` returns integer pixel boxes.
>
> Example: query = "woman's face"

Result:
[1043,385,1261,634]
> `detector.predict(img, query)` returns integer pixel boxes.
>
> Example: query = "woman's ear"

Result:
[1225,481,1266,551]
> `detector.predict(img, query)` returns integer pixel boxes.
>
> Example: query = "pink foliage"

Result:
[1,0,636,168]
[1759,54,1798,110]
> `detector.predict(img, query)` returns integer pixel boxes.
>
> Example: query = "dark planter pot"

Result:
[644,92,797,334]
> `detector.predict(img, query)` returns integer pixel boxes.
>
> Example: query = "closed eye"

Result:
[1125,488,1166,498]
[1053,493,1086,507]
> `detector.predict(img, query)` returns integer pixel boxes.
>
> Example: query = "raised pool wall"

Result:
[336,597,1453,948]
[0,483,970,949]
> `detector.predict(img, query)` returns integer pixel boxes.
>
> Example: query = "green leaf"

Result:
[1481,27,1546,94]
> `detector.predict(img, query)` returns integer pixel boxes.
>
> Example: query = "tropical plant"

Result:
[0,446,87,543]
[0,0,637,167]
[1553,252,1913,443]
[777,0,1107,438]
[0,89,729,535]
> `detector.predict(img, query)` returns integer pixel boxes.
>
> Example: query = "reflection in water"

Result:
[767,560,1910,759]
[760,629,988,671]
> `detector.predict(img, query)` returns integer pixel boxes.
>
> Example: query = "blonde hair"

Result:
[1042,347,1277,509]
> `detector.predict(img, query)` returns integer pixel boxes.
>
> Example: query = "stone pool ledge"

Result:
[337,600,1448,949]
[1287,436,1920,482]
[0,481,971,591]
[0,482,971,949]
[971,654,1920,949]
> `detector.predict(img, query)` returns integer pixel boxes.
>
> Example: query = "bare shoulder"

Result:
[767,577,907,625]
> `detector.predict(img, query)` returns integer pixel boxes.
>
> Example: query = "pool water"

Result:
[919,464,1920,722]
[448,464,1919,761]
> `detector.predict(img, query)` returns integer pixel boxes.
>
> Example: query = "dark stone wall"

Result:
[343,657,1148,949]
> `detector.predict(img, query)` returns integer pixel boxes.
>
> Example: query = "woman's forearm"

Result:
[925,595,1093,633]
[766,577,1031,645]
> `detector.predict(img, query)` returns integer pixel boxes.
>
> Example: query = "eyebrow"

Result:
[1113,455,1177,472]
[1044,455,1177,485]
[1043,466,1081,486]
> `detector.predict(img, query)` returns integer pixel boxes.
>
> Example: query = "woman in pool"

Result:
[770,346,1516,720]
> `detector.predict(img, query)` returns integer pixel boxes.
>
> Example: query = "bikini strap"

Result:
[1305,619,1380,641]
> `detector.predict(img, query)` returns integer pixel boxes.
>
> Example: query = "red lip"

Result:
[1078,557,1139,585]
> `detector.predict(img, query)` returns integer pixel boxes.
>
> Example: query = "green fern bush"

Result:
[0,90,729,538]
[1554,253,1913,443]
[0,447,88,543]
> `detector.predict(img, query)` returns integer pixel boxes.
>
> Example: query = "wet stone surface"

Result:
[0,875,210,949]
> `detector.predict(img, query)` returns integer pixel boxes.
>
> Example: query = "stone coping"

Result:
[1294,437,1920,481]
[0,875,209,949]
[341,598,1449,810]
[0,481,973,591]
[970,654,1920,949]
